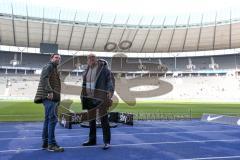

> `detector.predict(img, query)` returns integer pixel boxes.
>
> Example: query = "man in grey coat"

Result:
[81,54,114,150]
[34,53,64,152]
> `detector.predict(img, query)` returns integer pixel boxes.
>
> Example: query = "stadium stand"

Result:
[214,54,236,69]
[0,51,70,68]
[0,74,239,102]
[1,51,239,72]
[0,50,240,101]
[0,83,5,96]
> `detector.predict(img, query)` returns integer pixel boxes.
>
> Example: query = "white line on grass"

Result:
[0,139,240,153]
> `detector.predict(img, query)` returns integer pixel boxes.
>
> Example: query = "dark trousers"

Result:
[89,114,111,144]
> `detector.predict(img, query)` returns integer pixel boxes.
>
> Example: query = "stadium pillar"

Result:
[174,56,177,70]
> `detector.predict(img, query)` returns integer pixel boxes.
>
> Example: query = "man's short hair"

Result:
[50,53,60,59]
[87,53,97,59]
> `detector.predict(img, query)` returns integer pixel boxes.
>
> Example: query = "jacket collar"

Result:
[84,60,105,82]
[49,61,58,67]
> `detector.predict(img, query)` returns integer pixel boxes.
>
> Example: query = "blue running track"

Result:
[0,120,240,160]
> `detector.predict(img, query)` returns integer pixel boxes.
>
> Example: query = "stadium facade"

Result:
[0,2,240,101]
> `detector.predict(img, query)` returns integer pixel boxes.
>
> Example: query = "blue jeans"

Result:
[42,99,58,145]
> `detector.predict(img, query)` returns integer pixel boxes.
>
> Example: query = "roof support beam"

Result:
[11,4,16,46]
[130,16,143,52]
[197,14,204,51]
[154,17,166,53]
[167,16,178,52]
[41,8,45,43]
[79,13,90,51]
[55,10,61,44]
[116,15,130,52]
[229,10,232,49]
[140,17,155,53]
[26,5,29,47]
[105,15,117,44]
[67,11,77,50]
[92,14,103,50]
[213,12,217,50]
[182,15,191,51]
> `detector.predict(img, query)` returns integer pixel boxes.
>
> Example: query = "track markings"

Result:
[1,139,240,153]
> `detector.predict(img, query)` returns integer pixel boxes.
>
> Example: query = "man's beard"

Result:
[53,61,60,65]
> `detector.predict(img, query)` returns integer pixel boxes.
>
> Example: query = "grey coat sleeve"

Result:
[41,63,53,93]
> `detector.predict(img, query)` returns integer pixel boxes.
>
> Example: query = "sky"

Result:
[5,0,240,15]
[1,0,240,25]
[1,0,240,55]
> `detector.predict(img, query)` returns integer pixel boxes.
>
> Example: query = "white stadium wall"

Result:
[0,75,239,102]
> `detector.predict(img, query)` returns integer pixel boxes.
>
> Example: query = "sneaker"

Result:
[103,143,110,150]
[41,143,48,150]
[47,144,64,152]
[82,140,96,146]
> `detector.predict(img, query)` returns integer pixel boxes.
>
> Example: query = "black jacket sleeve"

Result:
[106,68,114,94]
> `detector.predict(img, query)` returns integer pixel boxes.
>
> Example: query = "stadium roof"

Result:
[1,1,240,53]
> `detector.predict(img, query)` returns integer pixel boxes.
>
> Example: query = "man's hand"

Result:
[107,92,113,99]
[47,92,53,100]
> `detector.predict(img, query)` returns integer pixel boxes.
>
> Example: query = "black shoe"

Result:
[103,143,110,150]
[47,144,64,152]
[41,143,48,150]
[82,141,96,146]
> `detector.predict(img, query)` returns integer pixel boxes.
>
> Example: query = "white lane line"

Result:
[0,125,235,133]
[179,155,240,160]
[0,130,240,140]
[0,139,240,153]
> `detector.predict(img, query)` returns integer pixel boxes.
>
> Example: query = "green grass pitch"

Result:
[0,100,240,121]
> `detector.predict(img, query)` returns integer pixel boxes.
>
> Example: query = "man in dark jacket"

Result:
[81,54,114,150]
[34,53,64,152]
